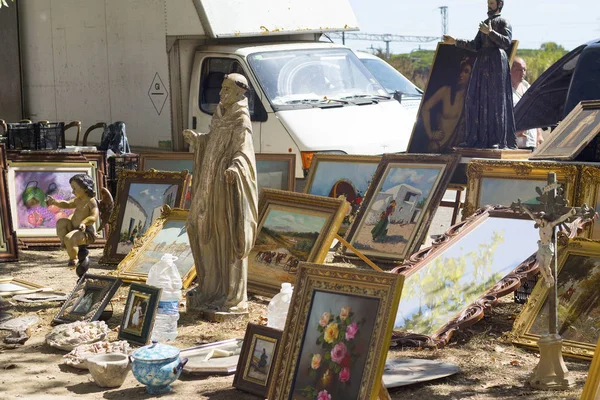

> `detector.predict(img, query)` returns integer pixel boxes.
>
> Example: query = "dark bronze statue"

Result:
[443,0,516,149]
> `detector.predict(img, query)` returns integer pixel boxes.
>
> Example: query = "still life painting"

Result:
[115,207,196,288]
[304,154,380,230]
[510,239,600,359]
[348,162,446,260]
[7,164,97,238]
[394,216,538,339]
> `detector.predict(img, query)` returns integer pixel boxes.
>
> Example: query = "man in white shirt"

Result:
[511,57,544,150]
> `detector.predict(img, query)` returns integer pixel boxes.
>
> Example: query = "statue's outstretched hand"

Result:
[442,35,456,45]
[479,21,491,35]
[183,129,201,144]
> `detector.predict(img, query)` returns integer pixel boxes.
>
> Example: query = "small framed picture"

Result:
[118,283,161,346]
[53,274,121,325]
[233,323,282,397]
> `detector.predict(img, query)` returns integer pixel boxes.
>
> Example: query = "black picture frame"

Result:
[118,282,161,346]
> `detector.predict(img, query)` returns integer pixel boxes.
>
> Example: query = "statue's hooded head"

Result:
[220,73,249,107]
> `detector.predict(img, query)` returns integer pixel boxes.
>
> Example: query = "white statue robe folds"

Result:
[186,98,258,312]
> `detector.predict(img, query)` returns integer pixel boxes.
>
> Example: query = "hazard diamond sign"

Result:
[148,73,168,115]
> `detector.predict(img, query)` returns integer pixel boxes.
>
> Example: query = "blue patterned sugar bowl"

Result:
[130,341,188,394]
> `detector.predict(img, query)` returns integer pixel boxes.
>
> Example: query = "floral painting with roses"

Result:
[290,290,379,399]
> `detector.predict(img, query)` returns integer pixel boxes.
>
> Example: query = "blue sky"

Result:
[380,166,442,199]
[263,208,328,233]
[339,0,598,54]
[129,183,174,217]
[309,161,378,197]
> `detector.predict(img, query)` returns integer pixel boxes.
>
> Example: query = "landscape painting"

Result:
[350,164,444,259]
[528,255,600,345]
[478,178,547,208]
[256,158,293,193]
[116,183,180,254]
[394,217,538,337]
[8,166,96,237]
[290,290,380,400]
[122,220,194,282]
[306,157,380,228]
[248,205,330,293]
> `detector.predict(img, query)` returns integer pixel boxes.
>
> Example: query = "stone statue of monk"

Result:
[183,73,258,314]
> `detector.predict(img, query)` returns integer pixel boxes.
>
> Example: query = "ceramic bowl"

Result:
[87,353,130,388]
[130,341,188,394]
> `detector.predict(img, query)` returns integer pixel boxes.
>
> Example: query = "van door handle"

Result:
[192,117,197,129]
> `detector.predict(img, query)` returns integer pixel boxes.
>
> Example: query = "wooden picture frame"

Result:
[530,100,600,160]
[233,323,282,397]
[304,154,381,233]
[101,169,188,264]
[114,206,196,288]
[463,160,579,219]
[390,206,543,347]
[248,188,348,297]
[343,153,460,263]
[508,238,600,360]
[268,263,403,400]
[575,165,600,240]
[138,152,194,173]
[0,277,48,296]
[581,335,600,399]
[0,145,18,262]
[53,273,121,325]
[181,338,244,376]
[118,282,161,346]
[6,161,105,247]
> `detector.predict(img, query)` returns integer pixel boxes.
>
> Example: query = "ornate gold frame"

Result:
[248,188,348,296]
[268,263,404,400]
[581,335,600,399]
[463,160,579,219]
[507,238,600,360]
[113,206,196,288]
[576,165,600,239]
[101,169,188,264]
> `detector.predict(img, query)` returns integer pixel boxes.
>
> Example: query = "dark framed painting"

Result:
[268,263,403,400]
[463,160,579,219]
[343,153,460,262]
[118,282,161,346]
[304,154,381,232]
[233,323,282,397]
[530,100,600,160]
[391,206,543,347]
[53,274,121,325]
[509,238,600,360]
[248,189,347,297]
[115,206,196,288]
[256,153,296,193]
[0,145,18,262]
[101,169,188,264]
[6,161,104,247]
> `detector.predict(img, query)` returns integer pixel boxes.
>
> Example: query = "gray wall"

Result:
[0,3,23,122]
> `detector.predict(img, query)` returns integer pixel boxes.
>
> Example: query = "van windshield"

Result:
[248,48,388,108]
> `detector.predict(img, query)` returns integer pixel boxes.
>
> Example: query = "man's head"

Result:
[219,73,249,107]
[487,0,503,17]
[511,57,527,88]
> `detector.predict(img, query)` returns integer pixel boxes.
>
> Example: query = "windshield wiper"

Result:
[342,94,391,101]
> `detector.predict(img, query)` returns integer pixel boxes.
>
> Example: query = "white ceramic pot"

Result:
[87,353,131,388]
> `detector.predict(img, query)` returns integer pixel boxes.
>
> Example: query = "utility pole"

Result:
[439,6,448,40]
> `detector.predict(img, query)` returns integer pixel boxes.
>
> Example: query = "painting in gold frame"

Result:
[508,238,600,360]
[248,189,347,297]
[343,153,460,262]
[101,169,188,264]
[581,335,600,399]
[304,154,381,233]
[530,100,600,161]
[576,166,600,240]
[114,206,196,289]
[463,160,579,219]
[6,161,104,247]
[0,278,47,296]
[268,263,404,400]
[0,145,18,262]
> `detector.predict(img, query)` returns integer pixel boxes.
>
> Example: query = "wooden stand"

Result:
[451,147,531,159]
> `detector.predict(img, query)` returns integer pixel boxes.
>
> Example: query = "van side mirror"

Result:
[393,90,403,104]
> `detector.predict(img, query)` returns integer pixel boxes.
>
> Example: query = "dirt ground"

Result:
[0,247,591,400]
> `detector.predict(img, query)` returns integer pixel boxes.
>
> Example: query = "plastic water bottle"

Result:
[267,283,294,330]
[146,254,181,342]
